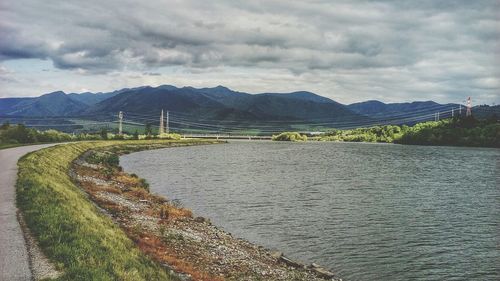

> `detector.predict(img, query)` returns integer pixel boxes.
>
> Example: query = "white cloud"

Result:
[0,0,498,104]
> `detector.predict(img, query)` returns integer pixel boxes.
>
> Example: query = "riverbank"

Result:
[71,144,339,280]
[16,140,220,280]
[16,140,340,280]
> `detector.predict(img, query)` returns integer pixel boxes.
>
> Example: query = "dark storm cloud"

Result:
[0,0,498,102]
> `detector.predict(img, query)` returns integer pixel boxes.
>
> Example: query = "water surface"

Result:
[121,141,499,281]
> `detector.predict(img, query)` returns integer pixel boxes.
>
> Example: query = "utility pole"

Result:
[459,104,462,116]
[118,111,123,135]
[166,111,169,134]
[159,110,164,135]
[466,96,472,117]
[452,108,454,118]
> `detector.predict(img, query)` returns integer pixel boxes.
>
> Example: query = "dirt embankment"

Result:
[71,147,341,281]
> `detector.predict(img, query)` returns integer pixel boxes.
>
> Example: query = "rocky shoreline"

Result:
[70,145,342,281]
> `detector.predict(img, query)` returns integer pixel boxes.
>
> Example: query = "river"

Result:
[120,141,499,281]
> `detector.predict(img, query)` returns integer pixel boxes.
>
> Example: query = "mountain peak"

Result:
[259,91,335,104]
[199,85,233,93]
[42,91,67,97]
[157,85,178,91]
[214,85,230,90]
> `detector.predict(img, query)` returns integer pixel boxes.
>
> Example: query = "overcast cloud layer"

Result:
[0,0,499,104]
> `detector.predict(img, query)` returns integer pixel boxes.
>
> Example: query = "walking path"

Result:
[0,144,59,281]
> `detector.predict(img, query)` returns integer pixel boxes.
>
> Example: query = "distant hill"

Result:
[83,85,365,124]
[67,92,117,106]
[0,85,496,131]
[233,92,356,121]
[83,86,260,121]
[0,91,87,116]
[347,100,459,118]
[67,86,147,105]
[0,97,35,113]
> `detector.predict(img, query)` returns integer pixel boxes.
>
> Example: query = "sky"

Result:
[0,0,499,104]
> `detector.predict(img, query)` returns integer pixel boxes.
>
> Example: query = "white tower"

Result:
[159,110,164,135]
[118,111,123,135]
[466,97,472,117]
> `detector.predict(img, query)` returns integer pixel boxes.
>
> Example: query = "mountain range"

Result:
[0,85,498,129]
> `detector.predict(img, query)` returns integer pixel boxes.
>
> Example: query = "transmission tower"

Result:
[159,110,164,135]
[118,111,123,135]
[466,97,472,117]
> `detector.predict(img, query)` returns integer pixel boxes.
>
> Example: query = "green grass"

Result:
[16,139,216,281]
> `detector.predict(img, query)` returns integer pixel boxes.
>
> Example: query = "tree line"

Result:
[273,115,499,148]
[0,122,181,147]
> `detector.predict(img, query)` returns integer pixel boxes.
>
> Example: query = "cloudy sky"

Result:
[0,0,499,104]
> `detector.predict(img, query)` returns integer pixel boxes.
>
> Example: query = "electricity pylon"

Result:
[466,97,472,117]
[118,111,123,135]
[159,110,164,135]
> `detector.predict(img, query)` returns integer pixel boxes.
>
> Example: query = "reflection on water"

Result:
[121,141,499,281]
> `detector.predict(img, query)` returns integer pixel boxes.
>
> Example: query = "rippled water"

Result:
[121,141,499,281]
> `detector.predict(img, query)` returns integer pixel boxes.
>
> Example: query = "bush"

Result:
[0,124,38,143]
[86,150,120,167]
[272,132,307,142]
[100,128,108,140]
[138,178,150,191]
[0,123,103,146]
[158,133,181,140]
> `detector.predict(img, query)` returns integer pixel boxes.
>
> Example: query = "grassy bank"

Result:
[16,139,217,281]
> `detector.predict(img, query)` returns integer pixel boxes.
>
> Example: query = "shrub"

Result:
[158,133,181,140]
[86,150,119,167]
[138,178,150,191]
[272,132,307,142]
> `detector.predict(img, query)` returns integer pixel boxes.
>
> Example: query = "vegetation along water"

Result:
[16,139,216,280]
[273,117,499,148]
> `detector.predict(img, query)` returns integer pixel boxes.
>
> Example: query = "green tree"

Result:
[145,123,153,139]
[1,124,37,143]
[100,128,108,140]
[0,122,10,130]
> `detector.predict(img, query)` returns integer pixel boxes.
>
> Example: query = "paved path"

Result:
[0,144,59,281]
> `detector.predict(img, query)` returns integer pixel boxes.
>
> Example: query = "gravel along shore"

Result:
[71,148,342,281]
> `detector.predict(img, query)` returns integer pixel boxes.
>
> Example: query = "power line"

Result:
[123,105,452,128]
